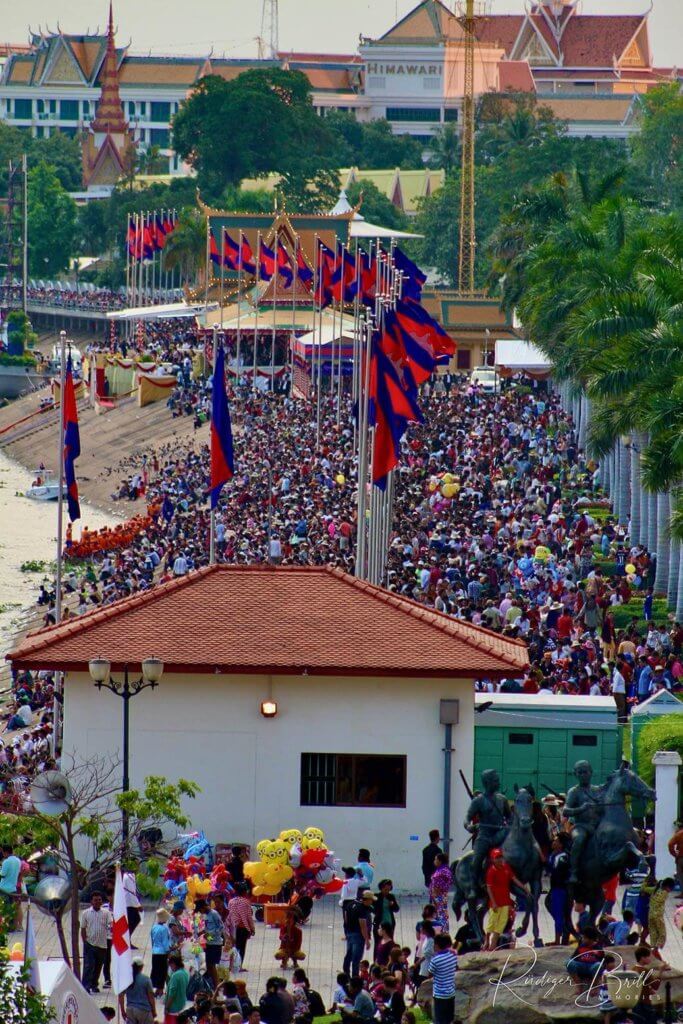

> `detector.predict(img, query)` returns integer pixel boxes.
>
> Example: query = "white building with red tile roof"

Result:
[7,564,528,886]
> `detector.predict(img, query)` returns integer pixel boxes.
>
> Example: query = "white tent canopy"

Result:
[494,338,551,373]
[330,188,422,239]
[108,302,217,321]
[9,960,104,1024]
[296,321,355,347]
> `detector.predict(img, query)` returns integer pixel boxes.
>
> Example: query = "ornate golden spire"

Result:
[91,1,127,133]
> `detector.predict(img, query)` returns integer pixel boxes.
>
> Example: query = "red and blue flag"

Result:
[224,231,241,271]
[62,355,81,522]
[259,240,276,281]
[330,246,357,304]
[315,242,336,308]
[369,339,423,490]
[277,242,293,287]
[389,245,427,301]
[209,343,234,510]
[241,235,256,275]
[295,242,313,286]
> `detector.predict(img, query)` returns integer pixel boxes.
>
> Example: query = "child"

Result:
[368,967,387,1012]
[596,953,618,1024]
[217,933,242,982]
[328,972,352,1014]
[358,959,370,986]
[604,909,635,946]
[566,925,605,993]
[639,876,675,959]
[382,976,405,1024]
[275,906,305,969]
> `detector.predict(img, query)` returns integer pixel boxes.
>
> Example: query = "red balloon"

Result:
[323,877,343,893]
[301,849,326,871]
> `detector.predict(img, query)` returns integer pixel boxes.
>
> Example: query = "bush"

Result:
[636,713,683,786]
[0,352,36,367]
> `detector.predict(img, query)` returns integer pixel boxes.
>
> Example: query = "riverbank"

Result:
[0,384,208,515]
[0,449,115,643]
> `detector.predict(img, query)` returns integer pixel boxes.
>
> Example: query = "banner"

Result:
[138,374,177,407]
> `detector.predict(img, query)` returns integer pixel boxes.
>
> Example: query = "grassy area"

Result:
[612,597,670,631]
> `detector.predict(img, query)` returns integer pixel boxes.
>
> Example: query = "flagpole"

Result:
[237,229,243,389]
[270,227,277,393]
[253,232,261,389]
[316,240,323,449]
[53,330,67,756]
[336,242,346,426]
[311,234,319,403]
[290,236,297,393]
[219,226,226,338]
[210,325,218,565]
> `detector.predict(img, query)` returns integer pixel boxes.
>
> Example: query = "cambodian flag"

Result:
[277,242,293,287]
[315,242,336,308]
[259,240,276,281]
[394,299,455,363]
[295,242,313,285]
[241,235,256,275]
[389,245,427,301]
[330,246,357,303]
[224,231,241,271]
[155,213,168,250]
[210,231,221,266]
[209,343,234,509]
[369,340,423,490]
[62,355,81,522]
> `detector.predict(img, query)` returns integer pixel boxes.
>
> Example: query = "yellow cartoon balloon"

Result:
[303,827,325,844]
[279,828,303,847]
[256,839,270,858]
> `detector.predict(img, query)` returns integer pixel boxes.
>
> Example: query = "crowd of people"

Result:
[32,369,680,717]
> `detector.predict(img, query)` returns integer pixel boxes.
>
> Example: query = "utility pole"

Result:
[456,0,479,296]
[260,0,279,60]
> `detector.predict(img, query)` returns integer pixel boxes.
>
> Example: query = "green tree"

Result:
[1,954,55,1024]
[173,70,334,201]
[322,110,425,170]
[27,161,77,276]
[33,131,83,191]
[18,755,199,979]
[162,207,207,286]
[277,166,341,214]
[346,179,409,231]
[427,123,459,175]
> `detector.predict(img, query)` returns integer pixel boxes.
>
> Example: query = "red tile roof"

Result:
[560,16,646,67]
[6,565,528,679]
[498,60,536,93]
[476,15,524,54]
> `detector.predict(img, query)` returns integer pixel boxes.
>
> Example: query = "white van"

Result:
[470,366,500,393]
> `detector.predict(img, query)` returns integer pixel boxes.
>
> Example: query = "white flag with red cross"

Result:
[112,866,133,994]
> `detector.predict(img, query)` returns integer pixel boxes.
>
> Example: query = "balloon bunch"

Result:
[244,827,343,899]
[427,472,460,500]
[163,853,211,902]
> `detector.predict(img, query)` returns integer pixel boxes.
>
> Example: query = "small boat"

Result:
[26,469,62,502]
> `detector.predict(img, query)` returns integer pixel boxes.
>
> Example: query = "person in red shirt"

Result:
[484,850,528,951]
[557,609,574,641]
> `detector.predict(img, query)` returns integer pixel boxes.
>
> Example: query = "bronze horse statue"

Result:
[570,763,655,922]
[451,786,543,946]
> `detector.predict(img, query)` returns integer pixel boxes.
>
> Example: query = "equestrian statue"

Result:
[451,761,655,947]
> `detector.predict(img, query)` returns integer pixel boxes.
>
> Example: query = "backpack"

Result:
[186,970,213,999]
[307,989,326,1019]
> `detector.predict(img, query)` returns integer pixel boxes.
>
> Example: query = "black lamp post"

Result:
[88,657,164,847]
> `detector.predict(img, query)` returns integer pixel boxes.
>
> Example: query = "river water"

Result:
[0,449,114,643]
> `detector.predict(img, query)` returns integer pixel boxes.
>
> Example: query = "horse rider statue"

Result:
[464,768,511,899]
[563,759,603,884]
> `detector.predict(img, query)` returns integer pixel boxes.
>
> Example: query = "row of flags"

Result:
[60,236,450,516]
[127,210,178,262]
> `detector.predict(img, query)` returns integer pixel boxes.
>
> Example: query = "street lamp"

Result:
[88,657,164,848]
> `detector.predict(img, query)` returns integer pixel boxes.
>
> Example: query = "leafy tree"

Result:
[162,207,207,286]
[427,123,459,175]
[277,166,341,214]
[34,131,83,191]
[15,754,199,978]
[346,179,409,231]
[322,110,365,165]
[629,83,683,211]
[637,713,683,786]
[354,118,424,170]
[0,953,55,1024]
[219,184,274,213]
[173,70,334,201]
[27,161,77,276]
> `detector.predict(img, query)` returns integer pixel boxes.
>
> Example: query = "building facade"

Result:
[0,0,676,185]
[7,564,528,888]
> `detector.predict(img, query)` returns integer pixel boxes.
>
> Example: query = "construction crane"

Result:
[456,0,483,296]
[258,0,279,60]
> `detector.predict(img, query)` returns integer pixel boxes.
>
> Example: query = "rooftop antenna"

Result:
[260,0,279,60]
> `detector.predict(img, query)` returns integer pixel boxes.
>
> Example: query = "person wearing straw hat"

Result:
[118,955,157,1024]
[150,906,172,996]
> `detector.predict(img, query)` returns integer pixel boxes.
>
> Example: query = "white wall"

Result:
[62,670,474,890]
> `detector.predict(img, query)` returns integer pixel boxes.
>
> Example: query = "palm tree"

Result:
[427,123,460,175]
[162,208,206,287]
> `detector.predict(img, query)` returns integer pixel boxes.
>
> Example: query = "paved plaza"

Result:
[13,889,683,1013]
